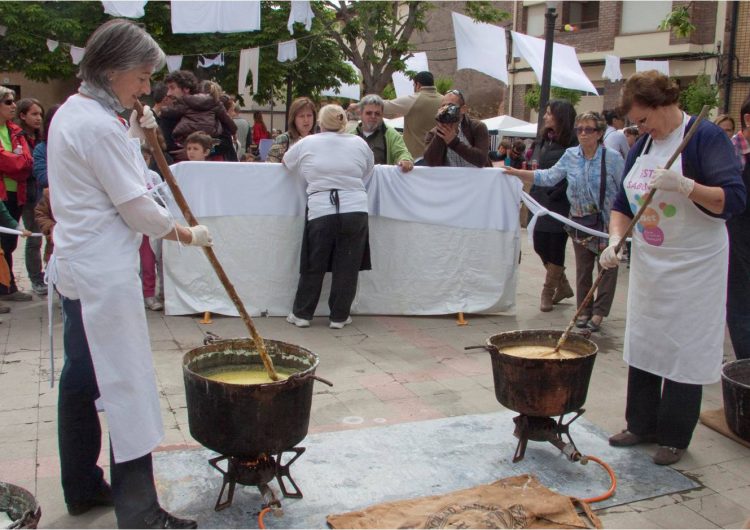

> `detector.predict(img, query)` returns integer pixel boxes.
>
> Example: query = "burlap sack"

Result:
[327,474,602,529]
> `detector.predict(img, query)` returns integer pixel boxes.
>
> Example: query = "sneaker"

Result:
[609,429,657,447]
[66,482,114,516]
[0,290,32,301]
[329,316,353,329]
[143,508,197,529]
[286,313,310,328]
[653,445,685,466]
[32,282,48,296]
[144,296,164,311]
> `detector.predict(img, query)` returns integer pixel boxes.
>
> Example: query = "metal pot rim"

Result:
[722,359,750,390]
[485,329,598,360]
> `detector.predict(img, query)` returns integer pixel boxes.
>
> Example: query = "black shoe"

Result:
[66,483,114,516]
[144,508,197,529]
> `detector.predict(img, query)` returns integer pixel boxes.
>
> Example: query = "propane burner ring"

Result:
[208,447,305,511]
[511,409,586,463]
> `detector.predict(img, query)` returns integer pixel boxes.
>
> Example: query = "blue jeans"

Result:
[727,218,750,360]
[58,296,161,527]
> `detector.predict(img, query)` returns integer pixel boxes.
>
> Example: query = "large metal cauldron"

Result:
[722,359,750,442]
[485,330,598,417]
[0,481,41,529]
[183,338,322,458]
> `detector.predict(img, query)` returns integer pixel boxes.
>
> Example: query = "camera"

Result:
[436,103,461,124]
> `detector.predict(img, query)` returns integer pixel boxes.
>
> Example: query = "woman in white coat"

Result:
[47,20,211,528]
[600,71,745,466]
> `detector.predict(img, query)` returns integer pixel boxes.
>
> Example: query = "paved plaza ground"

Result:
[1,232,748,528]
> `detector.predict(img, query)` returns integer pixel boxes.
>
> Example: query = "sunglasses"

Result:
[574,126,599,135]
[2,99,15,106]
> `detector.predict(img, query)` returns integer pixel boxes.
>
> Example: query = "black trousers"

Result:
[625,365,702,449]
[727,218,750,360]
[293,212,368,322]
[0,192,22,294]
[21,198,43,285]
[58,297,161,528]
[532,230,568,267]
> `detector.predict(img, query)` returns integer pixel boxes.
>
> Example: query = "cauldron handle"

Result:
[289,372,334,387]
[465,345,500,355]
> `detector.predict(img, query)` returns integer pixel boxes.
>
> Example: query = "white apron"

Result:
[622,116,728,385]
[49,144,164,464]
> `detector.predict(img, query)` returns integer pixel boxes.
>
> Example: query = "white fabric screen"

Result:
[392,52,429,99]
[170,0,261,33]
[452,12,508,83]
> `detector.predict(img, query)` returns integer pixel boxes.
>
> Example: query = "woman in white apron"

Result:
[600,71,745,466]
[48,20,211,528]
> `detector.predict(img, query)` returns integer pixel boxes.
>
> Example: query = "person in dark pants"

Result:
[284,104,374,329]
[47,20,211,528]
[727,93,750,360]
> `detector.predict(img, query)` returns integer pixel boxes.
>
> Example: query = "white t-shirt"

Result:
[283,132,374,220]
[603,126,630,161]
[48,95,168,255]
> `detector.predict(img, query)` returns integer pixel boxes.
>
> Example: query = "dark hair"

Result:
[620,70,680,113]
[446,89,465,106]
[741,93,750,130]
[542,99,577,148]
[602,109,621,126]
[412,71,434,87]
[623,126,640,138]
[287,97,317,141]
[16,98,44,139]
[185,130,214,151]
[164,70,199,95]
[41,104,60,142]
[511,140,525,155]
[714,114,735,131]
[151,82,168,104]
[575,111,607,144]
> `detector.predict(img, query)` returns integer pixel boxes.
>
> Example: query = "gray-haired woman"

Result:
[48,19,210,529]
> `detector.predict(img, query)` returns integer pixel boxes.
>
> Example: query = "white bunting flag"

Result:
[166,55,183,73]
[277,40,298,62]
[70,46,85,65]
[603,55,623,82]
[198,53,225,68]
[452,12,508,84]
[239,47,260,95]
[287,1,314,34]
[46,39,59,52]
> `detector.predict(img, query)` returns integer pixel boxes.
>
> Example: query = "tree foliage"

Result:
[524,84,584,110]
[658,5,696,38]
[679,74,718,115]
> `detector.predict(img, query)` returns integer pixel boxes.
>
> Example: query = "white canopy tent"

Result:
[482,115,534,135]
[384,116,404,131]
[500,122,538,138]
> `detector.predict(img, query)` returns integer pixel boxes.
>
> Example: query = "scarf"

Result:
[78,80,125,114]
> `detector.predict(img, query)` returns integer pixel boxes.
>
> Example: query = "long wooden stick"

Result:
[134,101,279,381]
[553,105,711,353]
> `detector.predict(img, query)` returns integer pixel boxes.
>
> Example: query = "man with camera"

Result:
[423,89,491,168]
[353,94,413,172]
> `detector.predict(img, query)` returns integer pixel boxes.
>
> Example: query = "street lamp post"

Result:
[537,6,558,132]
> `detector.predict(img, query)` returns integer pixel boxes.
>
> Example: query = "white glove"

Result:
[187,225,213,247]
[599,235,623,269]
[649,167,695,196]
[127,105,157,141]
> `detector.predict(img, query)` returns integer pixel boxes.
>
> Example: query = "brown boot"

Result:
[540,264,556,312]
[552,267,574,304]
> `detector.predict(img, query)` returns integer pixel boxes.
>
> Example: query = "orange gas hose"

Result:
[258,507,271,529]
[580,455,617,503]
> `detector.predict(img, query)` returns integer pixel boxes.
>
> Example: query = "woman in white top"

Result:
[283,104,374,329]
[48,20,210,528]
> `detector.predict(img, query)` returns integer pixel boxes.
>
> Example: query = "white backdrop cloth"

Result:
[170,0,261,33]
[392,52,429,99]
[636,59,670,77]
[102,1,146,18]
[511,31,597,94]
[162,163,522,317]
[321,61,361,101]
[452,12,508,83]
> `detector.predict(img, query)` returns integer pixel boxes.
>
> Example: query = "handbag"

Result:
[565,148,607,254]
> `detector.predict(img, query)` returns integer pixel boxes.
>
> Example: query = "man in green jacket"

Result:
[354,94,414,172]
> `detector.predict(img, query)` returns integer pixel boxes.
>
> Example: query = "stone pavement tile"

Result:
[685,463,750,493]
[1,456,37,485]
[675,428,750,472]
[0,421,37,444]
[310,396,355,427]
[0,407,39,426]
[0,439,36,460]
[682,493,750,527]
[640,502,720,529]
[629,493,683,512]
[725,519,750,528]
[721,485,750,510]
[384,396,444,423]
[597,506,667,529]
[36,476,117,530]
[366,381,417,402]
[403,380,452,397]
[0,376,40,398]
[437,375,484,392]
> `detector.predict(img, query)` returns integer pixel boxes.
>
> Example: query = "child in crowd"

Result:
[185,131,214,161]
[139,145,165,311]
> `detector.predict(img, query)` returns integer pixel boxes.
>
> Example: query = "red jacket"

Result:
[0,121,32,205]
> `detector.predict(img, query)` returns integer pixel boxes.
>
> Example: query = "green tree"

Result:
[658,5,696,38]
[524,84,584,110]
[679,75,718,115]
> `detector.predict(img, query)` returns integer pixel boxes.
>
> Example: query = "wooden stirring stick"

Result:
[551,105,711,355]
[134,101,280,381]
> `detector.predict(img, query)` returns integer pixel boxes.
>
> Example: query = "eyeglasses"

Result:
[574,126,598,135]
[1,99,15,106]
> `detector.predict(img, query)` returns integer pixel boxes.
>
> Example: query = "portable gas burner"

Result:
[511,409,587,463]
[208,447,305,511]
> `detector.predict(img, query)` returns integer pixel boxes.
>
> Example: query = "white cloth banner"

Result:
[0,25,6,37]
[70,46,85,65]
[452,12,508,84]
[520,190,609,247]
[511,31,598,94]
[603,55,623,82]
[277,40,298,62]
[171,0,260,34]
[101,1,146,18]
[166,55,183,73]
[238,47,260,95]
[198,53,224,68]
[46,39,59,52]
[393,52,429,98]
[321,60,361,100]
[636,59,669,77]
[162,163,522,317]
[287,0,314,34]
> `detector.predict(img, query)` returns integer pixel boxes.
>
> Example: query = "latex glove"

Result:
[127,105,157,141]
[599,235,623,269]
[187,225,213,247]
[20,229,32,238]
[649,167,695,196]
[398,159,414,172]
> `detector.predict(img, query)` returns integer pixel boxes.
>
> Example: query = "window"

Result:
[525,4,547,37]
[563,1,599,30]
[620,1,672,35]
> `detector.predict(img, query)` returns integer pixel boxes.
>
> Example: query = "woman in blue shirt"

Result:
[505,111,624,332]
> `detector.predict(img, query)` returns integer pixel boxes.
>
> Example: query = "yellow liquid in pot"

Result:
[501,345,581,359]
[203,367,292,385]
